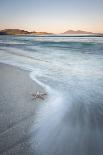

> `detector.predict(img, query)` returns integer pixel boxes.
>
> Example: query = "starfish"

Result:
[32,91,47,100]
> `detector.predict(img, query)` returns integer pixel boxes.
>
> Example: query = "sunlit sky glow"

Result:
[0,0,103,33]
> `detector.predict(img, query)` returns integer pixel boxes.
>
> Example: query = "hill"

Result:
[0,29,30,35]
[63,30,96,34]
[0,29,53,35]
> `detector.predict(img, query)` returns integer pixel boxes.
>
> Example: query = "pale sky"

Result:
[0,0,103,33]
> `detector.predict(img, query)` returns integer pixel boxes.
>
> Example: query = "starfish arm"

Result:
[39,96,44,100]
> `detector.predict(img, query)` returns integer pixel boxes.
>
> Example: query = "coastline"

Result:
[0,34,103,155]
[0,63,46,154]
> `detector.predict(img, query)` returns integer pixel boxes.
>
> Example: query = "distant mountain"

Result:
[0,29,53,35]
[63,30,102,35]
[30,31,53,35]
[0,29,30,35]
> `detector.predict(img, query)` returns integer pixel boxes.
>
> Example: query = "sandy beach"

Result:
[0,63,46,154]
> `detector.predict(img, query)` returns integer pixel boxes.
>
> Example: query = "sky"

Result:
[0,0,103,33]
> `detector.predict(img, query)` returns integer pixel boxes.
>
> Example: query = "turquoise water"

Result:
[0,35,103,155]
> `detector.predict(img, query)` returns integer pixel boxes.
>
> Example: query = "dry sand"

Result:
[0,63,46,154]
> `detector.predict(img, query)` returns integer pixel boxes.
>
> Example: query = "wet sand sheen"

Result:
[0,63,46,154]
[0,63,103,155]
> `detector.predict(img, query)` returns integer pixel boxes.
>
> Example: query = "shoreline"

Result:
[0,62,46,154]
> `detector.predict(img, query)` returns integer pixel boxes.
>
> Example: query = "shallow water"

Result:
[0,35,103,155]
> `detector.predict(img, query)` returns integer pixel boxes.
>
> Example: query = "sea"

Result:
[0,35,103,155]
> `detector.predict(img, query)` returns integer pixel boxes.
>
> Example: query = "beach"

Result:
[0,63,46,154]
[0,35,103,155]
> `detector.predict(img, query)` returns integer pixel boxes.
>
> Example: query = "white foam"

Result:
[30,70,52,93]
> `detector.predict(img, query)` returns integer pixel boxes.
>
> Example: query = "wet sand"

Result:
[1,63,103,155]
[0,63,45,154]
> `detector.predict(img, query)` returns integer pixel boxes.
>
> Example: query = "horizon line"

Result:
[0,28,103,34]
